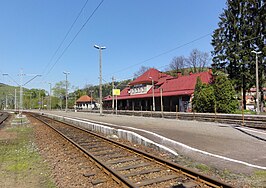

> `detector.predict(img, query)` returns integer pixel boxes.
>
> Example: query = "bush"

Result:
[193,74,238,113]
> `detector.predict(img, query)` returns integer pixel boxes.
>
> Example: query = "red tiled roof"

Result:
[129,68,171,85]
[104,69,212,101]
[160,71,212,92]
[76,95,93,102]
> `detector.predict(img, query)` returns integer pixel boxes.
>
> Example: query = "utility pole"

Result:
[49,83,52,110]
[116,92,118,115]
[152,79,155,111]
[29,92,32,109]
[160,88,163,117]
[149,77,155,111]
[39,91,41,110]
[5,94,7,109]
[60,95,62,110]
[94,45,106,116]
[90,90,94,108]
[251,50,262,114]
[63,71,70,112]
[19,69,24,115]
[42,96,44,109]
[74,93,77,112]
[112,76,115,113]
[14,89,17,111]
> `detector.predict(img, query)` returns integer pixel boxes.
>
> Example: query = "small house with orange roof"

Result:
[76,95,95,109]
[104,68,213,112]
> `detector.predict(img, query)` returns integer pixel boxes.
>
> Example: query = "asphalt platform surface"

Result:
[41,110,266,174]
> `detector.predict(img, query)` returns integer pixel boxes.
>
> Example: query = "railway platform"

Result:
[37,110,266,174]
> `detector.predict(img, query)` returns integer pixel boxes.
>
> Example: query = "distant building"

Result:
[104,68,213,112]
[246,87,266,111]
[76,95,95,109]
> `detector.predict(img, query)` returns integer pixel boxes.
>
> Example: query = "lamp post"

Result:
[48,83,52,111]
[63,71,70,112]
[112,76,115,113]
[5,94,8,109]
[251,50,262,114]
[14,89,17,111]
[149,77,155,111]
[29,92,32,109]
[90,90,94,109]
[74,93,77,112]
[94,44,106,116]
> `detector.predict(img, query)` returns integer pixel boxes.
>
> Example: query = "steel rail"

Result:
[0,112,9,126]
[29,113,136,188]
[29,112,232,188]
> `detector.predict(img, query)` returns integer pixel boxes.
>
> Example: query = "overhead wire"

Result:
[44,0,105,78]
[41,0,89,76]
[105,32,212,77]
[105,34,262,83]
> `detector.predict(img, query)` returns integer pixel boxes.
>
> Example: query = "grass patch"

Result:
[234,110,256,115]
[250,170,266,186]
[195,163,211,172]
[253,170,266,181]
[0,117,56,188]
[254,170,266,178]
[220,169,233,179]
[10,116,29,126]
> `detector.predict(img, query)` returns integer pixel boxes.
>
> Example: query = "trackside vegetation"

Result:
[0,116,56,188]
[193,73,238,113]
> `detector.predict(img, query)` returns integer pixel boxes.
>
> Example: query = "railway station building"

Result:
[104,68,213,112]
[76,95,95,110]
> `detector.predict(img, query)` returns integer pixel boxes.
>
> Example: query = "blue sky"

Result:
[0,0,226,92]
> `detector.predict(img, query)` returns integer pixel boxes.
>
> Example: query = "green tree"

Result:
[213,73,238,113]
[23,89,46,109]
[53,81,67,98]
[52,81,74,109]
[192,77,202,112]
[193,74,239,113]
[211,0,266,109]
[192,77,215,113]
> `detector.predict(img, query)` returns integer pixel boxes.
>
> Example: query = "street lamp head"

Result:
[94,45,100,49]
[63,71,70,75]
[2,73,8,76]
[94,45,106,50]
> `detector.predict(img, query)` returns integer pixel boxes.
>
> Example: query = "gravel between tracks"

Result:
[29,115,122,188]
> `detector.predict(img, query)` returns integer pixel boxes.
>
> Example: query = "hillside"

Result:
[0,83,22,109]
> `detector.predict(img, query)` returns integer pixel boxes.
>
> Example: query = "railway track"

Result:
[0,112,9,127]
[29,112,232,188]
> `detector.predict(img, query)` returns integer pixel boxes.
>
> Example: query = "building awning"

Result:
[104,89,193,101]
